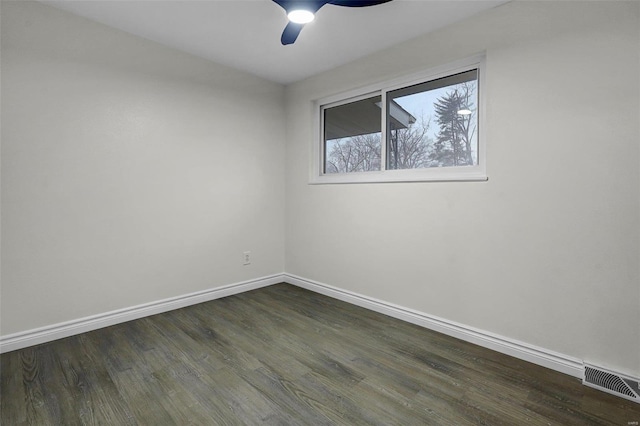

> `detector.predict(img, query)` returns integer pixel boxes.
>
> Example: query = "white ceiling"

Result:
[43,0,507,85]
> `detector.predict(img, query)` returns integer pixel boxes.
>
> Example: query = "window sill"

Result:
[309,168,488,184]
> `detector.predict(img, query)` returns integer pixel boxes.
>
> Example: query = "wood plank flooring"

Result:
[2,283,639,425]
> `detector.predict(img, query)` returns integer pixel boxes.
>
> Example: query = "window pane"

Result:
[324,95,382,174]
[387,70,478,170]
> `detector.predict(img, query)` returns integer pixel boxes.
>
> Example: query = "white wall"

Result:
[1,1,285,335]
[2,0,639,379]
[285,1,640,377]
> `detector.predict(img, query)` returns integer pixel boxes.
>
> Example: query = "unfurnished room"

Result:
[1,0,639,424]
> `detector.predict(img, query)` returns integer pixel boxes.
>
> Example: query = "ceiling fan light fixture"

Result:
[274,0,392,45]
[287,9,315,24]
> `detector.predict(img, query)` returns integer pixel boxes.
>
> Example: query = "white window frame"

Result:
[310,54,487,184]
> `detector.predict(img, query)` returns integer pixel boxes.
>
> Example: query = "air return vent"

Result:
[584,364,639,403]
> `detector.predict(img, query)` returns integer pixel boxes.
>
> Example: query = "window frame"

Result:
[311,54,487,184]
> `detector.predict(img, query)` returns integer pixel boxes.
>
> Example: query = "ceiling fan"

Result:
[273,0,393,45]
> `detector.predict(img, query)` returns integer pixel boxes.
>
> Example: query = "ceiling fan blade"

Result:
[272,0,287,11]
[329,0,392,7]
[281,21,305,45]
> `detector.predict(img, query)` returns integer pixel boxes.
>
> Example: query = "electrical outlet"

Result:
[243,251,251,265]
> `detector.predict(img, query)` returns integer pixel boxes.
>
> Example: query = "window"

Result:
[312,56,486,183]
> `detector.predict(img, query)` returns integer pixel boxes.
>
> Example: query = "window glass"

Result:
[387,70,478,170]
[323,95,382,174]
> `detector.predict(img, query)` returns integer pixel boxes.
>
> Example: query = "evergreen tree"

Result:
[430,83,476,167]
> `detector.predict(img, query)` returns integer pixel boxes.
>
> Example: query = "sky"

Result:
[393,84,472,141]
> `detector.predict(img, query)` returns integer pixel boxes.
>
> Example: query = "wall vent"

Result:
[583,364,639,404]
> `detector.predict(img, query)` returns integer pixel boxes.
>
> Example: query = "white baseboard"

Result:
[6,272,637,399]
[4,271,637,402]
[0,274,285,354]
[283,273,584,379]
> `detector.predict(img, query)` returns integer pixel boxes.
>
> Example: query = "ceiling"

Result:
[43,0,507,85]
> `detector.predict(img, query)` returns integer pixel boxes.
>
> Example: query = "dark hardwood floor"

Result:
[1,283,639,425]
